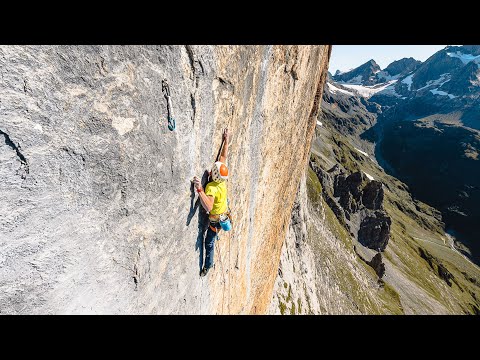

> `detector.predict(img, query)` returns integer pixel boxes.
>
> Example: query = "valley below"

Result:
[376,116,480,264]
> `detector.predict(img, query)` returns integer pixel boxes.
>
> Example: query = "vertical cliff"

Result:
[0,45,331,314]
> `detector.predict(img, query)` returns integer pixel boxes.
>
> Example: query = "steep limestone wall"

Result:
[0,45,330,314]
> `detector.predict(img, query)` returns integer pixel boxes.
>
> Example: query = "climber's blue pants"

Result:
[204,227,218,269]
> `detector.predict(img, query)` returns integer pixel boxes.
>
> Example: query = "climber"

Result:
[193,128,230,277]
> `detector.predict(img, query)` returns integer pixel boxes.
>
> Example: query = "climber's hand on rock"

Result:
[223,128,229,142]
[193,176,202,190]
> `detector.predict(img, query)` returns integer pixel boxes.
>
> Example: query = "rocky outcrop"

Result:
[367,253,385,278]
[309,157,391,277]
[335,171,365,216]
[418,248,455,287]
[362,180,384,210]
[354,248,385,279]
[310,158,391,250]
[358,211,391,251]
[0,45,331,314]
[268,174,323,315]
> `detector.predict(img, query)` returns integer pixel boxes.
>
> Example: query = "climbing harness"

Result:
[162,79,176,131]
[209,222,221,233]
[208,199,233,233]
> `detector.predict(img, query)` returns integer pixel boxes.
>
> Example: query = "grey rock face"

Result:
[336,171,364,214]
[290,199,307,248]
[358,211,391,251]
[0,45,331,314]
[362,180,384,210]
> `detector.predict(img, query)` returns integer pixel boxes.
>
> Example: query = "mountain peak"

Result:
[333,59,381,86]
[357,59,380,71]
[384,57,422,76]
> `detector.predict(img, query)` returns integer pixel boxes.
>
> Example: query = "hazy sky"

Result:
[329,45,448,74]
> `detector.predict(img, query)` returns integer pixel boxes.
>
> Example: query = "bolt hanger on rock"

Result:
[162,79,176,131]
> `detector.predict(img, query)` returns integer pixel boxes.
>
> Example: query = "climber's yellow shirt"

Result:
[205,181,227,215]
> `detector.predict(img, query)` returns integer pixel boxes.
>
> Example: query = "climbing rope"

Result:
[162,79,176,131]
[214,201,236,315]
[228,205,234,315]
[215,237,227,314]
[215,229,236,314]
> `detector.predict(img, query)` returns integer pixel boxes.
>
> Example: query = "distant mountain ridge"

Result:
[331,46,480,128]
[334,59,382,86]
[333,57,422,86]
[383,57,421,77]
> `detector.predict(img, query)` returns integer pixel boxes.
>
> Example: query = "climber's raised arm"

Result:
[219,128,229,164]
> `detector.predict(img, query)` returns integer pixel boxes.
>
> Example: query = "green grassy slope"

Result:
[310,119,480,314]
[306,166,404,314]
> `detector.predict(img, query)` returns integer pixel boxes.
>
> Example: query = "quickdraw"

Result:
[162,79,176,131]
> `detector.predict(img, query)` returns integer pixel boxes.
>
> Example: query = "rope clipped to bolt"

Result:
[162,79,176,131]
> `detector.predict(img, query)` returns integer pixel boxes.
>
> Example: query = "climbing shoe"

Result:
[200,267,209,277]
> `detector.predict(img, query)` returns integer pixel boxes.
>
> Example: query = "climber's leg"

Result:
[204,226,217,269]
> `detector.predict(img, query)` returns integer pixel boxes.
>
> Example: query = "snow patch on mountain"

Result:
[354,147,369,157]
[430,88,457,99]
[327,82,355,97]
[402,74,414,90]
[417,73,451,92]
[378,83,402,98]
[447,51,480,66]
[341,80,398,98]
[363,171,374,181]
